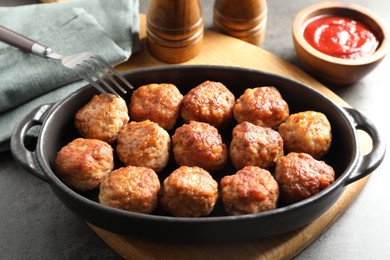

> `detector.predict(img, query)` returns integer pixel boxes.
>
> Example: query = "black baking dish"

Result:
[11,65,385,243]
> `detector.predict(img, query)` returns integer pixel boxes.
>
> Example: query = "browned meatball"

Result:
[129,83,183,130]
[55,138,114,192]
[116,120,170,172]
[181,81,235,129]
[172,121,228,172]
[74,93,129,143]
[99,166,160,214]
[230,121,284,170]
[275,152,335,204]
[160,166,219,217]
[221,166,279,215]
[278,111,332,159]
[233,86,289,128]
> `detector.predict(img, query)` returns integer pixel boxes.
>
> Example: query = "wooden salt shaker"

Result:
[213,0,268,45]
[146,0,204,63]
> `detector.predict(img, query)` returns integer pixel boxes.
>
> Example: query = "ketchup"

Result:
[304,15,378,59]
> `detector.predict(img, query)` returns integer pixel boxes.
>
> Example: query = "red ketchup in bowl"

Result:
[304,15,379,59]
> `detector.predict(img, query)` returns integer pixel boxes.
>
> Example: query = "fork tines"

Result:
[74,54,133,100]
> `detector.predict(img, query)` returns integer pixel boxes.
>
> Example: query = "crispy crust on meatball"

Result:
[116,120,171,172]
[129,83,183,130]
[181,81,235,129]
[74,93,129,143]
[230,121,284,170]
[221,166,279,215]
[55,138,114,192]
[99,166,160,214]
[233,86,289,128]
[275,152,335,204]
[160,166,219,217]
[172,121,228,172]
[278,111,332,159]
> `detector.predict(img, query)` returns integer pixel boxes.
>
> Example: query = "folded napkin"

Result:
[0,0,140,151]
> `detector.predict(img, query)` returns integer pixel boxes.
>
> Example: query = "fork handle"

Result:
[0,25,50,57]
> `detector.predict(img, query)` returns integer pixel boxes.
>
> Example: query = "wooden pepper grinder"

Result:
[213,0,268,45]
[146,0,204,63]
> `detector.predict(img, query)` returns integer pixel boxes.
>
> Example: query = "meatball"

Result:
[129,83,183,130]
[75,93,129,143]
[99,166,160,214]
[278,111,332,159]
[116,120,171,172]
[233,86,289,128]
[172,121,228,172]
[275,152,335,204]
[160,166,219,217]
[221,166,279,215]
[181,81,235,129]
[230,121,284,170]
[55,138,114,192]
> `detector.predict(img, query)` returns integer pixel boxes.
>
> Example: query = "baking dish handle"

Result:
[10,103,53,183]
[343,107,386,186]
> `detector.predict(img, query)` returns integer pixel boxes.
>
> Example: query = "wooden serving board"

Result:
[88,15,372,259]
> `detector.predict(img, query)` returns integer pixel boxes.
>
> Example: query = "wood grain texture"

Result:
[213,0,268,45]
[89,15,372,259]
[146,0,204,63]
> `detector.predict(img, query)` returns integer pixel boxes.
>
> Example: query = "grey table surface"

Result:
[1,0,389,259]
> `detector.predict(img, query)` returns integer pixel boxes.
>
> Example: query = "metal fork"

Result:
[0,25,133,100]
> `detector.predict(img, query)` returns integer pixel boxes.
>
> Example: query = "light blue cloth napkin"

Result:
[0,0,140,151]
